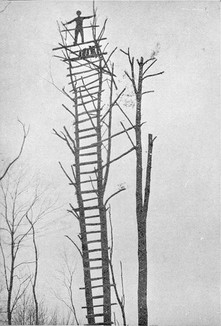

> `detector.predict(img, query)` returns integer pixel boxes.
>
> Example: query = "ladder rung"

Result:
[85,230,101,234]
[72,84,100,94]
[77,116,97,124]
[69,60,100,69]
[70,72,98,84]
[80,160,98,166]
[76,78,99,90]
[79,179,97,185]
[82,303,117,309]
[77,92,99,101]
[93,322,114,325]
[67,68,93,76]
[81,190,97,194]
[83,197,98,202]
[78,109,97,117]
[88,257,102,261]
[79,133,97,140]
[92,295,104,300]
[79,152,97,157]
[79,127,96,133]
[77,88,104,99]
[86,222,101,226]
[90,277,103,281]
[85,214,100,219]
[76,205,99,211]
[79,143,98,150]
[84,265,102,271]
[70,53,106,62]
[86,239,101,244]
[80,170,96,175]
[92,283,114,289]
[78,98,97,107]
[80,284,114,290]
[86,313,105,318]
[76,84,99,93]
[88,248,102,253]
[79,141,100,150]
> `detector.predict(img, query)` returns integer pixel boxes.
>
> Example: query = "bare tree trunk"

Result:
[121,49,163,325]
[26,214,39,325]
[135,57,148,326]
[7,240,15,325]
[32,236,39,325]
[138,134,154,325]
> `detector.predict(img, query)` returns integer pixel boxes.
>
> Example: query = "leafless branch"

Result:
[98,146,135,171]
[62,104,76,119]
[11,275,32,312]
[143,70,164,80]
[0,121,29,181]
[101,88,126,121]
[105,187,126,207]
[142,58,157,76]
[67,203,79,220]
[116,103,134,128]
[65,235,83,259]
[63,126,76,150]
[120,48,138,94]
[0,2,10,14]
[52,128,66,141]
[120,122,135,147]
[59,162,75,185]
[14,260,35,270]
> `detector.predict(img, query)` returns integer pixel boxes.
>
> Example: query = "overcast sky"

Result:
[0,1,220,326]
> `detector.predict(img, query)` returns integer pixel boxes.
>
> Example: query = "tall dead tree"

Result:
[121,49,164,326]
[53,8,135,325]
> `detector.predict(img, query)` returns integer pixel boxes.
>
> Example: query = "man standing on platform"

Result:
[64,10,95,45]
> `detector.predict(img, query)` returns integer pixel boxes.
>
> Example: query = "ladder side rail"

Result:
[95,58,112,324]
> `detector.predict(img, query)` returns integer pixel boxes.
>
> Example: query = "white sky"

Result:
[0,1,220,326]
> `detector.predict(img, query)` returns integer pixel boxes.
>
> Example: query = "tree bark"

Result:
[134,57,149,326]
[7,234,15,325]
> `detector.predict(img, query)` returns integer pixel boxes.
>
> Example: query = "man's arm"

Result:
[64,18,76,25]
[82,14,95,20]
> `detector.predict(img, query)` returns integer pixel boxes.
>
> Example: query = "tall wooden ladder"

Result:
[53,22,115,325]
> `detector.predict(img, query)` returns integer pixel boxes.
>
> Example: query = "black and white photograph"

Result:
[0,1,219,325]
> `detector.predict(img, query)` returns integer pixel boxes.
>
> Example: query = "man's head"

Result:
[76,10,81,16]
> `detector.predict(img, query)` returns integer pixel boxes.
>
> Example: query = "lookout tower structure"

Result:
[53,10,135,326]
